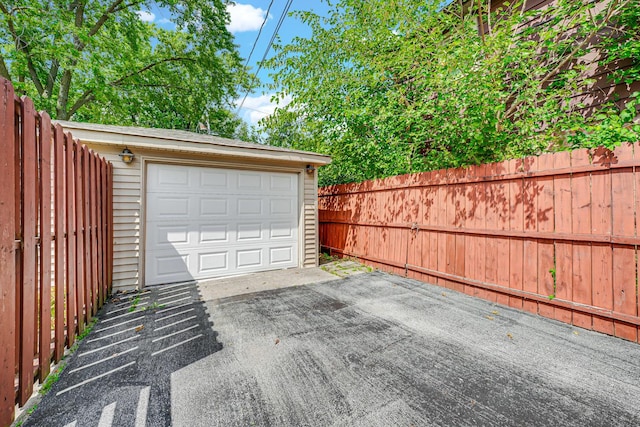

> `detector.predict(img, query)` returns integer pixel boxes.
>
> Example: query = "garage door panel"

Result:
[270,246,294,264]
[198,251,229,274]
[236,248,263,268]
[154,253,190,277]
[155,225,190,246]
[146,224,191,248]
[199,224,228,243]
[237,222,263,241]
[237,172,263,191]
[146,163,298,285]
[152,196,190,218]
[270,198,294,215]
[149,166,190,190]
[270,222,295,239]
[269,174,297,195]
[200,198,228,216]
[200,170,228,188]
[237,198,263,215]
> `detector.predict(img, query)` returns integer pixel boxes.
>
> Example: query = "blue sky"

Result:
[138,1,330,126]
[226,1,331,125]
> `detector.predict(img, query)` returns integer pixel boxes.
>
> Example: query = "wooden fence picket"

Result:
[0,77,16,426]
[19,96,37,406]
[38,113,52,383]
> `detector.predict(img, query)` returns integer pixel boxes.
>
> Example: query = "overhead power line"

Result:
[242,0,276,70]
[236,0,294,115]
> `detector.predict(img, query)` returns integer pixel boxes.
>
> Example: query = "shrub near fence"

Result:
[0,78,113,426]
[319,144,640,344]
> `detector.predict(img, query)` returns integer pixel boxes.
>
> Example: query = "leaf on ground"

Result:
[485,315,494,321]
[135,325,144,332]
[491,310,499,315]
[507,333,513,339]
[441,292,447,297]
[275,338,280,345]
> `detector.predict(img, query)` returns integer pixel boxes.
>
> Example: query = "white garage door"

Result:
[145,163,299,285]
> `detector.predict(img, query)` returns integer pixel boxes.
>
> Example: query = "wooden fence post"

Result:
[53,124,65,362]
[0,78,17,427]
[90,153,99,315]
[38,113,52,382]
[83,146,92,322]
[18,96,37,406]
[65,134,77,346]
[107,163,114,294]
[75,141,85,335]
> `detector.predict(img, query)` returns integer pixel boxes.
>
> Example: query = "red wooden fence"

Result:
[0,78,113,425]
[319,144,640,344]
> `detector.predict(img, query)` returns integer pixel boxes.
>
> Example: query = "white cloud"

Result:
[237,94,292,125]
[226,3,270,33]
[136,10,156,22]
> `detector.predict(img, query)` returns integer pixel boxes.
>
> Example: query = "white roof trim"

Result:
[55,121,331,165]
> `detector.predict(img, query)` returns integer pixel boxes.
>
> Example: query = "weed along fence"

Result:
[319,144,640,344]
[0,78,113,425]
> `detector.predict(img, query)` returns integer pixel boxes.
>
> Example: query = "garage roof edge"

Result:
[55,120,332,165]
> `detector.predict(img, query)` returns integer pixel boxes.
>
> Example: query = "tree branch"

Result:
[56,70,73,119]
[67,89,95,118]
[487,0,492,35]
[113,0,146,14]
[477,0,486,44]
[64,56,196,119]
[87,0,125,39]
[73,0,85,27]
[44,59,59,97]
[0,54,10,80]
[109,57,196,86]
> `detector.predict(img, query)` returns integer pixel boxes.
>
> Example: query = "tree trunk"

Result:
[56,70,72,120]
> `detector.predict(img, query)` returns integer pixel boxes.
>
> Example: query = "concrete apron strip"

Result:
[154,316,197,332]
[94,316,145,333]
[152,325,199,343]
[69,347,138,374]
[97,402,117,427]
[154,308,195,323]
[151,334,202,356]
[87,326,142,343]
[56,362,136,396]
[79,336,138,357]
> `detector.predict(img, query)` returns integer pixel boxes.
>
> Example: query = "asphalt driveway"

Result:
[22,269,640,426]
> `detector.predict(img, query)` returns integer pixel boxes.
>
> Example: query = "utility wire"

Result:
[236,0,294,114]
[242,0,276,70]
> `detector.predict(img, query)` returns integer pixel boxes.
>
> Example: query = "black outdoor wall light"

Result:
[119,147,135,164]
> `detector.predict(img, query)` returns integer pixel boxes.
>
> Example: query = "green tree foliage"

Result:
[0,0,250,136]
[262,0,640,185]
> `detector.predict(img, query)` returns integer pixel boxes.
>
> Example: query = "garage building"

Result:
[58,121,331,290]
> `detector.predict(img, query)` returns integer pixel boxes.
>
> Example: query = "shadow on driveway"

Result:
[24,281,221,427]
